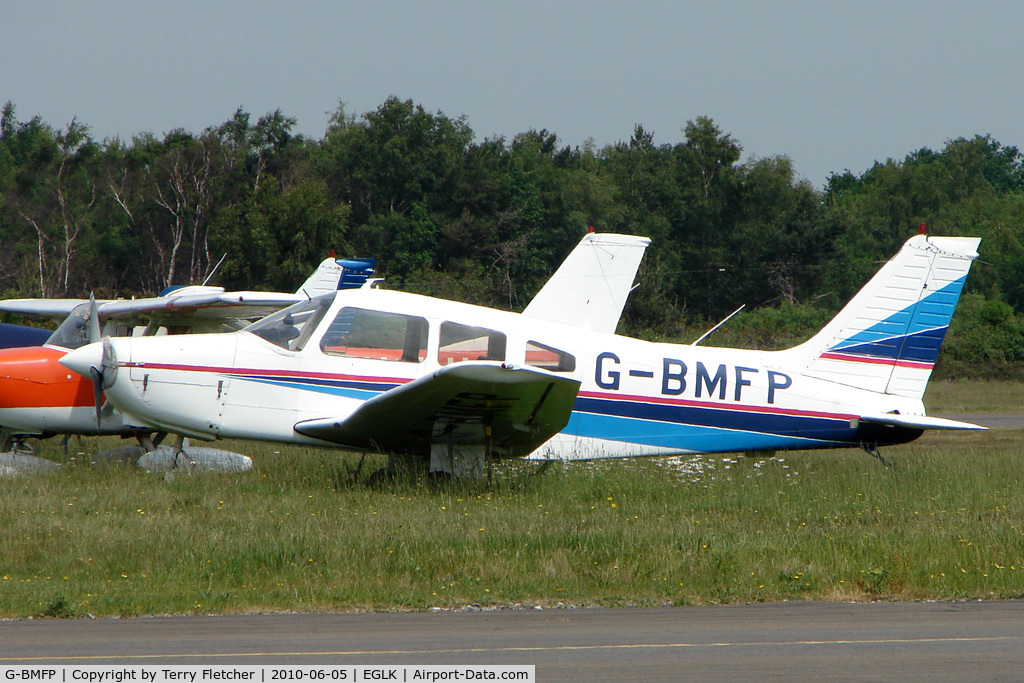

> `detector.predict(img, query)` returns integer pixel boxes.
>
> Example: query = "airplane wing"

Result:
[857,412,986,431]
[0,299,99,316]
[1,257,377,330]
[0,290,309,336]
[522,233,650,334]
[293,361,581,458]
[95,291,307,322]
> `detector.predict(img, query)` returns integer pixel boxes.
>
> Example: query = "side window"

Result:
[525,341,576,372]
[438,322,506,364]
[320,307,428,362]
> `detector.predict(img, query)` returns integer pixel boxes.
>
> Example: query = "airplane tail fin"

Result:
[785,234,980,400]
[296,258,377,297]
[522,233,651,334]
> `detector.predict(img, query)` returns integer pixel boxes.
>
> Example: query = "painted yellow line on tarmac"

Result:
[2,635,1019,662]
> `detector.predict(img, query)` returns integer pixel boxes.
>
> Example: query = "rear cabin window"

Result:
[438,322,506,364]
[525,341,576,372]
[320,307,428,362]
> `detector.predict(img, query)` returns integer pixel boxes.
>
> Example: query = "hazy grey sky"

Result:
[4,1,1022,188]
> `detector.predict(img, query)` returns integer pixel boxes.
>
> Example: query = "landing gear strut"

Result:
[861,442,894,470]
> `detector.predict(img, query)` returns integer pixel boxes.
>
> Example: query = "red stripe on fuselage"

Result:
[818,352,933,370]
[576,389,857,422]
[122,361,412,387]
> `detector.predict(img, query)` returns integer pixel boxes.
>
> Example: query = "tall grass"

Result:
[923,378,1024,412]
[3,423,1023,618]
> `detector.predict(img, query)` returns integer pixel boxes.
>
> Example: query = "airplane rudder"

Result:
[790,235,980,397]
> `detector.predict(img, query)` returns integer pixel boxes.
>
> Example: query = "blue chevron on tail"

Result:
[783,234,980,400]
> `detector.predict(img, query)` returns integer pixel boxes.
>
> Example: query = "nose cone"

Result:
[0,345,93,410]
[59,341,106,378]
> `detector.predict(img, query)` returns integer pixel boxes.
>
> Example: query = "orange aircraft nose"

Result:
[0,345,94,409]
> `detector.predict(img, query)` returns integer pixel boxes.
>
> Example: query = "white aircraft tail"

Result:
[783,233,980,400]
[296,258,376,297]
[523,233,651,334]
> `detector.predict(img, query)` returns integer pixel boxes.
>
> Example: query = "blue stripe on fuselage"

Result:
[231,374,398,401]
[228,371,912,453]
[567,411,845,452]
[569,395,858,452]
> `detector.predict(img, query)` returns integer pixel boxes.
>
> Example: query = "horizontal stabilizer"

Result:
[857,412,986,431]
[294,362,581,458]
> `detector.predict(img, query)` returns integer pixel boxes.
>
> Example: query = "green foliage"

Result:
[2,99,1024,377]
[209,177,349,292]
[939,294,1024,380]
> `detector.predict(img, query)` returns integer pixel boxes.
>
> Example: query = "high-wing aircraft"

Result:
[0,257,377,443]
[60,232,983,478]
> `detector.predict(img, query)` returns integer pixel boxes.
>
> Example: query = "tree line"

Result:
[2,97,1023,376]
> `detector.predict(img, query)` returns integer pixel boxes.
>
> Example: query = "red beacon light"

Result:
[918,223,927,235]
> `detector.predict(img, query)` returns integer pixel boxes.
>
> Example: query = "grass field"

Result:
[924,378,1024,412]
[1,380,1023,618]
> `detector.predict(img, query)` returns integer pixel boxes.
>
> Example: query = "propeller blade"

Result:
[89,366,104,434]
[88,293,101,343]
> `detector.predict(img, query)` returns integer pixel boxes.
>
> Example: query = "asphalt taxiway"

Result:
[3,601,1024,681]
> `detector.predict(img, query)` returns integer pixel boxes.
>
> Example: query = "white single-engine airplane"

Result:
[0,256,377,443]
[60,232,983,478]
[1,234,648,468]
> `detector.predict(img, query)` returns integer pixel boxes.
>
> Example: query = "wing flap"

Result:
[293,362,581,457]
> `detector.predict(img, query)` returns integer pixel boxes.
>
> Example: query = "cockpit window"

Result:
[320,307,428,362]
[246,294,334,351]
[45,303,92,349]
[438,322,506,364]
[46,305,190,349]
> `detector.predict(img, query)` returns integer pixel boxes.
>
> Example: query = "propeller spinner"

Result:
[86,338,118,433]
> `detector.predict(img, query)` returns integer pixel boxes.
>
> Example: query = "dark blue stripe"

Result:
[574,396,850,440]
[832,326,947,364]
[570,396,921,452]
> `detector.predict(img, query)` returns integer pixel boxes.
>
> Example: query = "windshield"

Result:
[45,303,92,349]
[246,293,335,351]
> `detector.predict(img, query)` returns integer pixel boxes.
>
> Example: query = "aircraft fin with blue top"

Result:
[296,256,376,297]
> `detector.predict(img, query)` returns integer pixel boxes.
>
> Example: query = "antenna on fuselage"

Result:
[202,253,228,286]
[690,304,745,346]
